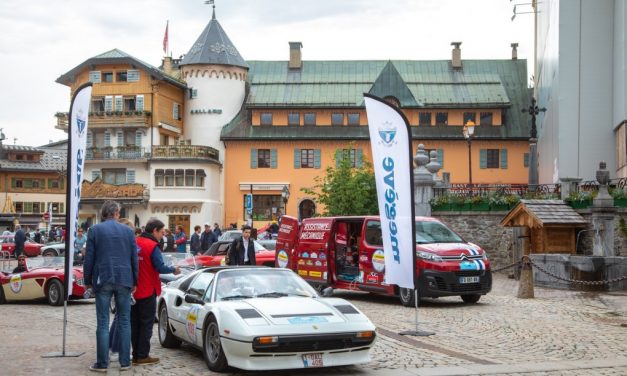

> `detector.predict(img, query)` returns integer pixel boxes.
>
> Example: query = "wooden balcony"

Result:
[86,146,150,162]
[55,111,152,132]
[151,145,220,164]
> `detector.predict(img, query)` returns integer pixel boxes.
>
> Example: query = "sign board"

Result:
[245,193,253,212]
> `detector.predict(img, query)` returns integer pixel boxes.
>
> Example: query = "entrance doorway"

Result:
[298,199,316,221]
[168,215,190,237]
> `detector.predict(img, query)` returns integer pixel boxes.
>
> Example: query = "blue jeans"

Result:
[95,284,131,368]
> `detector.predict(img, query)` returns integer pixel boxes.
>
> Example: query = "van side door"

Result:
[361,219,386,286]
[275,215,300,270]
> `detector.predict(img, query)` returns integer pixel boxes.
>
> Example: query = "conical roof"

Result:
[180,10,248,69]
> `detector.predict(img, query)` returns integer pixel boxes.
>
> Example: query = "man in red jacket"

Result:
[132,218,180,365]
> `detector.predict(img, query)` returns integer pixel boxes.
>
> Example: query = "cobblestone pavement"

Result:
[0,273,625,376]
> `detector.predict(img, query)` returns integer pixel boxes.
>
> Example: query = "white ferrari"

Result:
[157,266,376,372]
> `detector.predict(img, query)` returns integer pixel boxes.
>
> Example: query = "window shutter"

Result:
[135,95,144,111]
[87,131,93,147]
[524,153,529,167]
[250,149,258,169]
[437,149,444,167]
[173,103,179,120]
[335,150,342,167]
[356,149,363,168]
[126,170,136,183]
[11,178,16,188]
[293,149,301,169]
[48,179,53,189]
[104,131,111,147]
[127,70,140,82]
[314,149,321,169]
[92,170,101,181]
[480,149,487,169]
[500,149,508,169]
[60,203,64,213]
[114,96,123,111]
[117,131,124,147]
[89,71,101,83]
[135,131,142,147]
[271,149,277,169]
[104,96,113,112]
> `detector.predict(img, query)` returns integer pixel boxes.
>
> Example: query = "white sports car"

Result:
[157,266,376,371]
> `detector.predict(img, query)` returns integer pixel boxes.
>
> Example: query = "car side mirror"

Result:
[322,287,333,297]
[184,294,205,305]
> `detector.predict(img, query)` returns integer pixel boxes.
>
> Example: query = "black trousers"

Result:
[131,293,156,359]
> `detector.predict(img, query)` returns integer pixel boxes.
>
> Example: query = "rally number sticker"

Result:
[186,306,201,342]
[372,250,385,272]
[10,274,22,294]
[277,250,289,268]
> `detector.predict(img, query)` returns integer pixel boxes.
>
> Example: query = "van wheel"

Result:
[461,294,481,304]
[399,287,418,307]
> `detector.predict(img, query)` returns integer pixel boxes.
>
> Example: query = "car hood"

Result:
[417,242,483,256]
[243,297,345,325]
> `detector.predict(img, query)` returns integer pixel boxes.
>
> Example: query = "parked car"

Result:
[218,230,242,242]
[192,240,275,268]
[157,266,376,371]
[0,235,43,257]
[41,242,66,257]
[257,238,277,251]
[0,256,88,306]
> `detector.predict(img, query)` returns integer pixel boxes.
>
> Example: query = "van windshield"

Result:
[364,220,464,246]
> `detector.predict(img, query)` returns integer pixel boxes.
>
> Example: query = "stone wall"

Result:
[577,209,627,256]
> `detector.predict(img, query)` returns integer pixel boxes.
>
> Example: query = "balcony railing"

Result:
[55,110,152,131]
[86,147,150,161]
[151,145,220,163]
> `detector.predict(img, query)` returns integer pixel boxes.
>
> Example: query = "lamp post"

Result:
[521,97,546,190]
[281,185,290,219]
[462,120,476,190]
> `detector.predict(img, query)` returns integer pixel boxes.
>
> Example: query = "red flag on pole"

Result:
[163,21,169,55]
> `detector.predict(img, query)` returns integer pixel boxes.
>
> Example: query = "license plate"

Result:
[459,276,480,284]
[302,353,323,368]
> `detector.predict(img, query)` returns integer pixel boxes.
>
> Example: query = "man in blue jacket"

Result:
[84,201,138,373]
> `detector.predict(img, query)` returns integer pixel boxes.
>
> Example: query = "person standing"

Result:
[14,225,26,258]
[84,201,138,372]
[213,223,222,238]
[174,225,187,253]
[226,225,256,266]
[34,228,42,244]
[74,228,87,264]
[132,219,180,365]
[200,223,216,253]
[190,225,201,256]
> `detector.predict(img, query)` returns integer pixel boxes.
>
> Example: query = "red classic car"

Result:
[0,257,87,306]
[177,240,276,268]
[0,235,43,257]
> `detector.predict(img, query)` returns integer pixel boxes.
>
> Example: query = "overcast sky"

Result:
[0,0,533,147]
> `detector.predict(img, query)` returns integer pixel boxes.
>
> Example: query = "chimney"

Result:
[288,42,303,69]
[162,56,173,75]
[451,42,462,69]
[511,43,519,60]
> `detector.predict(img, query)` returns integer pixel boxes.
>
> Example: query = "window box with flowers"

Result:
[565,191,594,209]
[430,195,453,211]
[467,196,490,211]
[611,188,627,207]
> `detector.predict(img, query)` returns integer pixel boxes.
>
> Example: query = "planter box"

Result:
[451,203,471,211]
[567,199,592,209]
[490,203,509,211]
[614,198,627,207]
[431,203,453,211]
[471,202,490,211]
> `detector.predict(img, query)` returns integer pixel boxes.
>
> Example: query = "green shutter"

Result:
[335,150,342,167]
[24,179,32,188]
[294,149,301,169]
[437,149,444,167]
[356,149,363,168]
[271,149,277,169]
[314,149,321,169]
[500,149,508,169]
[11,178,16,188]
[480,149,487,169]
[250,149,258,169]
[524,153,529,167]
[60,203,64,213]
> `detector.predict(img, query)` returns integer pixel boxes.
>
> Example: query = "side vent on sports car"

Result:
[236,309,263,319]
[334,305,359,314]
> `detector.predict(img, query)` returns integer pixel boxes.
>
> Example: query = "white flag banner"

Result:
[364,94,416,289]
[65,84,92,297]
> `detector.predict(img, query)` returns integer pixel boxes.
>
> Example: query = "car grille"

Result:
[252,333,375,353]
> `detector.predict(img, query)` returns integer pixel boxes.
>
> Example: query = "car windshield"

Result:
[415,220,464,244]
[27,256,65,270]
[218,230,242,241]
[162,252,197,269]
[214,269,318,301]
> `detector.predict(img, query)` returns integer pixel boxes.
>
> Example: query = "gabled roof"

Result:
[180,10,248,69]
[0,146,67,172]
[367,61,420,107]
[56,48,187,89]
[500,200,588,228]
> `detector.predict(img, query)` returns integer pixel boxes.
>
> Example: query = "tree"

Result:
[301,147,379,216]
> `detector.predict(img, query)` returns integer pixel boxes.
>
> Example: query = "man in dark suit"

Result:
[13,225,25,258]
[227,225,256,266]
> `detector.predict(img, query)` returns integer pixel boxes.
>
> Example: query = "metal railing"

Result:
[55,111,152,131]
[86,146,150,160]
[438,183,561,198]
[151,145,220,162]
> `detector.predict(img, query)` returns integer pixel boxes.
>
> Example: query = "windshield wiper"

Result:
[257,292,288,298]
[221,294,253,301]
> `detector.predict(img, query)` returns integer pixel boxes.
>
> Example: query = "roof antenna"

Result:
[205,0,215,20]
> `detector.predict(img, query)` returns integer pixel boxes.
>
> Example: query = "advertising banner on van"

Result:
[64,83,92,298]
[364,94,416,289]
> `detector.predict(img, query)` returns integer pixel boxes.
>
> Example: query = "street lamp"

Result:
[462,120,476,189]
[281,185,290,217]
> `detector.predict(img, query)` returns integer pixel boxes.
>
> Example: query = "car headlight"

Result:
[417,251,442,262]
[76,277,85,286]
[482,251,488,261]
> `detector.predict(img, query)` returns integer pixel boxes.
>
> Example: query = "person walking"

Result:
[190,225,201,256]
[132,219,180,366]
[200,223,216,253]
[174,225,187,253]
[13,225,26,259]
[226,225,256,266]
[84,201,138,372]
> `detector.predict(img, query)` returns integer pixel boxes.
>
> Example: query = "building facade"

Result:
[535,0,626,181]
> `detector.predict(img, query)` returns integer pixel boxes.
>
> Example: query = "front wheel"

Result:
[203,316,228,372]
[158,304,181,348]
[461,294,481,304]
[399,287,418,307]
[47,279,64,306]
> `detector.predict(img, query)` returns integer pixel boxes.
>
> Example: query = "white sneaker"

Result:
[109,351,119,362]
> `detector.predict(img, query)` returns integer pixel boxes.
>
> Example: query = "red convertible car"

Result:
[0,257,87,306]
[178,240,276,268]
[0,235,43,257]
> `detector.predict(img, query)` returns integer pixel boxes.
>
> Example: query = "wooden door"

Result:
[168,215,190,237]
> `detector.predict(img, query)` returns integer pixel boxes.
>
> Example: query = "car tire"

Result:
[42,249,58,257]
[203,315,228,372]
[158,304,181,348]
[0,285,6,304]
[399,287,418,307]
[461,294,481,304]
[47,279,64,306]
